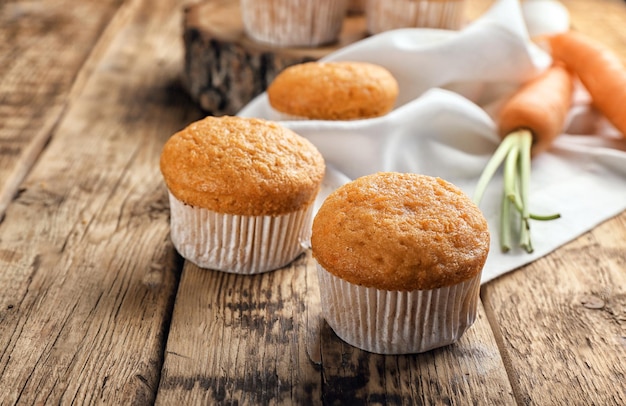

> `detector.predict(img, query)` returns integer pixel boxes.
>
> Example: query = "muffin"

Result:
[241,0,348,47]
[366,0,466,34]
[160,116,325,274]
[267,61,399,120]
[311,172,489,354]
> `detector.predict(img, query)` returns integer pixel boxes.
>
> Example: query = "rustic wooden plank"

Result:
[481,1,626,404]
[0,0,204,403]
[156,254,324,404]
[482,212,626,405]
[319,301,514,405]
[158,254,515,404]
[0,0,125,218]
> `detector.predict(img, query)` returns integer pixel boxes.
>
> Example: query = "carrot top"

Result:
[474,64,572,253]
[498,63,574,156]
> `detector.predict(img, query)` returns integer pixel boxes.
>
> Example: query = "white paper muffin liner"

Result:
[241,0,348,47]
[366,0,466,33]
[268,106,310,121]
[268,106,373,122]
[317,264,481,354]
[168,192,313,274]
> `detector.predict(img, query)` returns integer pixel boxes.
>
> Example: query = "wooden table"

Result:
[1,0,624,404]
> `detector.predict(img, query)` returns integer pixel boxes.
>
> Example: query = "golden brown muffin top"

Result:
[267,61,399,120]
[311,172,490,291]
[160,116,325,216]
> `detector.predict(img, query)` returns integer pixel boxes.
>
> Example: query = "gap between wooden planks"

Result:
[481,212,626,405]
[156,253,514,404]
[0,0,203,403]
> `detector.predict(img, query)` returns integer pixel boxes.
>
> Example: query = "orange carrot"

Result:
[474,64,572,253]
[549,30,626,138]
[498,63,575,156]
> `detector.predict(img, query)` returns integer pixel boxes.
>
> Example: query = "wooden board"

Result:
[482,212,626,404]
[0,0,125,218]
[0,0,204,403]
[0,0,625,404]
[156,253,515,404]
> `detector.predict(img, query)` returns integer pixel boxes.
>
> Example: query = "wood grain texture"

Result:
[158,252,515,404]
[482,212,626,405]
[562,0,626,60]
[0,0,203,403]
[319,301,514,405]
[156,254,323,404]
[0,0,124,219]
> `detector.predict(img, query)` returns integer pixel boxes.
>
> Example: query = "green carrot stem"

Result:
[530,213,561,221]
[518,130,534,252]
[518,129,533,222]
[520,218,533,253]
[503,134,521,206]
[473,133,520,205]
[474,129,559,254]
[500,191,512,252]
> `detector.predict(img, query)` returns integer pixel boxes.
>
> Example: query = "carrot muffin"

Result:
[311,172,489,354]
[160,116,325,274]
[267,61,399,120]
[366,0,466,34]
[241,0,348,47]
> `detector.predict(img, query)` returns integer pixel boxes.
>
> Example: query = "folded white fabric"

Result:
[238,0,626,283]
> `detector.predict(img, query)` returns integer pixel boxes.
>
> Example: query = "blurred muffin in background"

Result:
[366,0,466,34]
[241,0,348,47]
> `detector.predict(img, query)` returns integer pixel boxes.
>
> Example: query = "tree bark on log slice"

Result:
[182,0,368,116]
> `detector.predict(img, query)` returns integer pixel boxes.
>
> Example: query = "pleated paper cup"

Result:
[366,0,466,34]
[317,264,481,354]
[268,106,310,121]
[241,0,348,47]
[168,192,313,274]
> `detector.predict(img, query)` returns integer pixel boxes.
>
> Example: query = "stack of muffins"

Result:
[160,0,487,355]
[159,60,490,354]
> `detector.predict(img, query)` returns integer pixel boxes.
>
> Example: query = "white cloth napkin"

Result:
[238,0,626,284]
